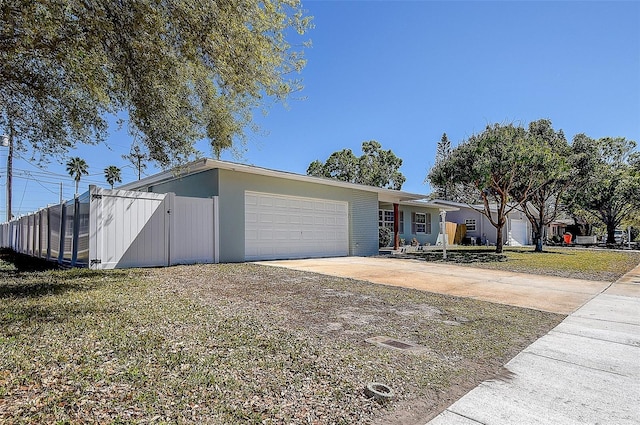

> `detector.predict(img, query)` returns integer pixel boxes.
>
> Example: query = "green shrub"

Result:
[379,227,392,247]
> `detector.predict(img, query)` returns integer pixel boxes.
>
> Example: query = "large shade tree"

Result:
[511,119,572,252]
[1,0,312,163]
[569,135,640,244]
[429,123,546,253]
[307,141,406,189]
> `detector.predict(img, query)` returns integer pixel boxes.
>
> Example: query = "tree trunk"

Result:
[606,221,616,244]
[533,230,543,252]
[495,225,504,253]
[532,220,543,252]
[534,204,545,252]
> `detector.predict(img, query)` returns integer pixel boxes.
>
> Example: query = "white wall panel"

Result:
[90,187,168,269]
[169,194,215,265]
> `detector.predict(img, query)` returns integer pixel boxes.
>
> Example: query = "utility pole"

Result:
[3,119,14,222]
[123,145,148,180]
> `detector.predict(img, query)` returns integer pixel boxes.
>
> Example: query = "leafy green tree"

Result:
[429,123,543,253]
[104,166,122,189]
[435,132,451,164]
[66,157,89,196]
[432,133,455,200]
[1,0,312,167]
[308,149,359,183]
[568,135,640,244]
[512,119,572,252]
[307,141,405,189]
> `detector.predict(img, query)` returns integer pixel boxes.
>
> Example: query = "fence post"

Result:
[58,203,66,264]
[213,196,219,264]
[71,197,80,266]
[46,207,52,261]
[88,185,101,270]
[166,192,175,266]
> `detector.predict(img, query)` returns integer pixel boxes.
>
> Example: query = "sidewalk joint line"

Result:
[570,315,640,327]
[549,329,640,348]
[445,409,487,424]
[524,351,630,377]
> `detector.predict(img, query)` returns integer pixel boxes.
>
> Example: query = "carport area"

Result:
[259,256,611,314]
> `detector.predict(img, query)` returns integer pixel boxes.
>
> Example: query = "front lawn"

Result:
[0,251,564,424]
[404,247,640,282]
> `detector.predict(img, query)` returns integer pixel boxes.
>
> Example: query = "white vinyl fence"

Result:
[0,186,219,269]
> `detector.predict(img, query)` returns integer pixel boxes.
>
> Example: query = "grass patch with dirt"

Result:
[403,247,640,282]
[0,251,564,424]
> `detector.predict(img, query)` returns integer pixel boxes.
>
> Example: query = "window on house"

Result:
[411,212,431,234]
[465,219,476,231]
[379,209,403,230]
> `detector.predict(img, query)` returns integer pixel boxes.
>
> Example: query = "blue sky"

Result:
[3,0,639,218]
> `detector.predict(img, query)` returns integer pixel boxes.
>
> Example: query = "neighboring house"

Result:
[547,218,573,241]
[431,200,532,246]
[115,158,449,262]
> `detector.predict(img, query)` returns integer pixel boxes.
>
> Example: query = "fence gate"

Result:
[90,187,169,269]
[88,186,218,269]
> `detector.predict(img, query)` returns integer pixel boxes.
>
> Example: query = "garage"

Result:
[508,219,529,246]
[245,191,349,261]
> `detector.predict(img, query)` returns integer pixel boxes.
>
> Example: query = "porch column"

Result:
[439,209,447,260]
[393,203,399,250]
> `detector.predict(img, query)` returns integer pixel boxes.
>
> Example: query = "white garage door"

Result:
[245,191,349,261]
[509,219,528,246]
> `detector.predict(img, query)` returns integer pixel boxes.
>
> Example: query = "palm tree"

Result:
[104,165,122,189]
[66,157,89,196]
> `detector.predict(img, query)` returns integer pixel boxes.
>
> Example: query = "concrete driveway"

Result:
[260,256,610,314]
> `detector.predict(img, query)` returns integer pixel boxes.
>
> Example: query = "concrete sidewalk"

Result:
[426,263,640,425]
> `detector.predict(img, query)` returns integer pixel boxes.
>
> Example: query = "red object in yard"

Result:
[563,233,572,245]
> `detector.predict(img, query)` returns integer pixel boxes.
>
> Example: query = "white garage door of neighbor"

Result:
[509,219,528,246]
[245,191,349,261]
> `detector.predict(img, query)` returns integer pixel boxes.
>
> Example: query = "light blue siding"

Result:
[146,168,380,262]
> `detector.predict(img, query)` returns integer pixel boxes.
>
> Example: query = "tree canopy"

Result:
[432,133,455,200]
[1,0,312,166]
[428,123,546,253]
[307,141,406,190]
[511,119,571,251]
[568,135,640,243]
[429,120,639,251]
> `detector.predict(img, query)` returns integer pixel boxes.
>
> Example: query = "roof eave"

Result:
[117,158,427,201]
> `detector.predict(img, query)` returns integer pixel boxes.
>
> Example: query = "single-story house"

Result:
[547,218,573,241]
[431,200,532,246]
[117,159,455,263]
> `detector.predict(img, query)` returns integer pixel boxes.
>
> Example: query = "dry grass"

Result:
[405,246,640,282]
[0,251,565,424]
